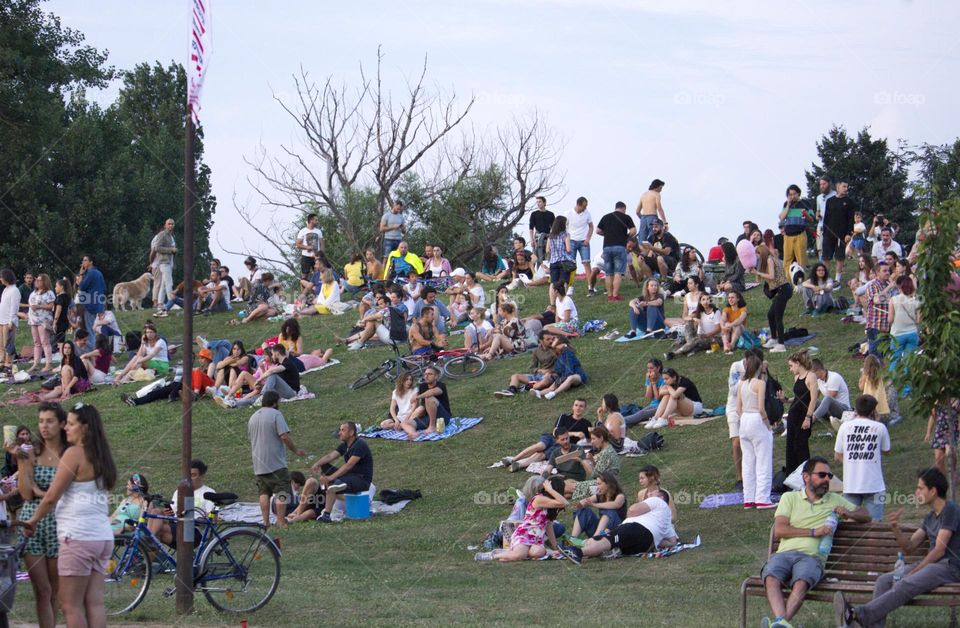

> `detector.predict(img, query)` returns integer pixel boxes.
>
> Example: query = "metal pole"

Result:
[176,112,196,615]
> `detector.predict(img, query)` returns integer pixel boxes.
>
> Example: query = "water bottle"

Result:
[817,513,839,559]
[893,551,905,582]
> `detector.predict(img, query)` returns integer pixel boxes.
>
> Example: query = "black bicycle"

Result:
[348,347,485,390]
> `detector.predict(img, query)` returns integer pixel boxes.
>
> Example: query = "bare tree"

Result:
[225,50,564,272]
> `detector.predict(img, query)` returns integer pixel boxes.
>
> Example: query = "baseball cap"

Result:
[198,348,213,360]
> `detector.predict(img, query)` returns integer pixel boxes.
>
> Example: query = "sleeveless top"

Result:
[738,378,762,414]
[788,376,811,419]
[764,257,789,290]
[55,479,114,541]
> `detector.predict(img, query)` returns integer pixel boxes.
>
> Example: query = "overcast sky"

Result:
[48,0,959,270]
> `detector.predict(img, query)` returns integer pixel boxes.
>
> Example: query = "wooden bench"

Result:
[739,521,960,628]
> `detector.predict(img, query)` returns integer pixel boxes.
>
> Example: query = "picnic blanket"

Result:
[361,417,483,441]
[699,492,782,509]
[784,333,817,347]
[671,414,723,427]
[301,358,340,375]
[632,534,702,559]
[219,496,412,525]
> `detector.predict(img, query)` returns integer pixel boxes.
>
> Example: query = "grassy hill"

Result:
[5,265,948,627]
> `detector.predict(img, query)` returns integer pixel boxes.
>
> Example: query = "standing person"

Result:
[635,179,667,244]
[833,394,891,522]
[17,402,68,628]
[149,218,177,314]
[75,255,105,352]
[566,197,594,293]
[864,262,894,358]
[888,275,919,370]
[737,352,775,510]
[785,350,819,474]
[27,274,56,374]
[815,175,835,262]
[0,269,19,375]
[310,422,374,523]
[52,279,72,346]
[836,467,960,628]
[248,390,307,529]
[822,179,855,283]
[545,215,574,284]
[379,201,407,261]
[295,213,325,279]
[23,404,117,628]
[725,348,764,491]
[17,272,34,319]
[779,184,813,272]
[595,201,637,302]
[754,244,793,353]
[528,195,555,264]
[925,399,959,475]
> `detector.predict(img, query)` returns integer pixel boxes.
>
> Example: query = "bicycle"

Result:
[348,345,485,390]
[105,491,281,615]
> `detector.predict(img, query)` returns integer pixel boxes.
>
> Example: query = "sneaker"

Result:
[743,502,755,509]
[558,544,583,565]
[205,386,219,398]
[586,288,597,298]
[763,337,777,348]
[756,502,777,510]
[494,389,515,399]
[195,335,208,348]
[120,393,136,407]
[600,547,622,560]
[326,480,348,494]
[647,418,669,429]
[834,591,860,627]
[771,618,795,628]
[623,330,637,340]
[664,351,675,361]
[253,396,263,407]
[509,461,522,473]
[543,391,556,400]
[316,512,333,523]
[213,396,235,410]
[530,389,542,399]
[500,456,514,466]
[347,342,364,351]
[474,551,495,561]
[154,310,168,318]
[760,618,771,628]
[770,344,786,353]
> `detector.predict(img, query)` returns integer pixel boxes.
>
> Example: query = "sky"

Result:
[47,0,960,271]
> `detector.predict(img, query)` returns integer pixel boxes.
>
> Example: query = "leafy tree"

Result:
[805,125,917,244]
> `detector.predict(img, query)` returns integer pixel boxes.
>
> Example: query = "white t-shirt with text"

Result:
[296,227,324,257]
[834,418,890,494]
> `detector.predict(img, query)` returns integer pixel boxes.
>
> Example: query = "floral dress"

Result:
[571,445,621,501]
[931,400,960,450]
[17,464,58,557]
[510,501,549,548]
[27,289,55,329]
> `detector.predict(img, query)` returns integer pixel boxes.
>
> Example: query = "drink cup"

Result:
[3,426,16,448]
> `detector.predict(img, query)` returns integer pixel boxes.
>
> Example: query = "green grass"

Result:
[5,265,949,627]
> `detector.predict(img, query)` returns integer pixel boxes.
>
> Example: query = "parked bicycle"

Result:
[348,346,485,390]
[105,490,281,615]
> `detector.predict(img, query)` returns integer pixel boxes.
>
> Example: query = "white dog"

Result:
[112,273,153,311]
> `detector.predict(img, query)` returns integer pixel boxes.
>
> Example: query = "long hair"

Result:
[602,393,620,412]
[548,215,567,238]
[34,402,68,456]
[811,262,829,286]
[597,470,623,502]
[680,247,697,273]
[721,241,737,266]
[94,333,111,356]
[395,371,415,394]
[69,404,117,490]
[694,294,715,317]
[56,278,73,300]
[543,475,567,521]
[639,464,661,485]
[756,244,771,271]
[862,355,883,387]
[280,318,301,342]
[788,349,813,371]
[60,340,88,380]
[743,353,762,380]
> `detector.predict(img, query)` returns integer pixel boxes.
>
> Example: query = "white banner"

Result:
[187,0,211,123]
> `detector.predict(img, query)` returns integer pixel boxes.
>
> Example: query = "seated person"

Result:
[463,307,492,352]
[625,238,647,290]
[423,245,453,279]
[114,322,169,382]
[521,305,556,339]
[363,248,383,287]
[479,302,525,360]
[410,287,451,333]
[409,306,447,356]
[383,241,424,281]
[146,459,216,546]
[488,285,518,327]
[476,245,510,281]
[637,218,679,279]
[667,246,705,294]
[474,476,567,562]
[718,240,746,294]
[298,267,345,316]
[547,429,588,481]
[121,348,214,406]
[756,457,869,628]
[285,470,329,523]
[531,335,587,401]
[401,269,422,313]
[800,262,836,315]
[571,471,627,540]
[92,309,121,338]
[340,253,365,299]
[508,248,535,285]
[357,283,387,318]
[379,372,418,431]
[403,365,451,440]
[494,330,557,398]
[636,464,678,523]
[624,278,665,339]
[216,344,299,408]
[109,473,150,536]
[596,393,626,452]
[568,488,678,563]
[199,270,230,314]
[623,358,667,427]
[309,421,374,523]
[233,256,262,302]
[218,266,235,301]
[449,292,471,326]
[209,340,253,390]
[155,279,203,316]
[80,333,113,384]
[665,293,722,360]
[544,281,579,337]
[565,425,621,502]
[501,399,592,472]
[646,367,703,428]
[336,287,406,350]
[229,273,283,325]
[720,291,748,354]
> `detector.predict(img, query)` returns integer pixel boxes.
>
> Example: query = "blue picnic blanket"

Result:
[784,332,817,347]
[361,417,483,442]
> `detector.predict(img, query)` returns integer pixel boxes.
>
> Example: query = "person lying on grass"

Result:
[474,475,568,562]
[499,398,592,472]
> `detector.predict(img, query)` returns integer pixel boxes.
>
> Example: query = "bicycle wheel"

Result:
[442,354,486,378]
[198,528,280,613]
[348,360,393,390]
[104,535,152,615]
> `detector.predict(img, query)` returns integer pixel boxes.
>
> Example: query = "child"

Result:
[834,395,891,521]
[847,211,867,257]
[402,269,421,313]
[858,355,897,423]
[475,475,568,562]
[720,291,747,354]
[450,292,470,325]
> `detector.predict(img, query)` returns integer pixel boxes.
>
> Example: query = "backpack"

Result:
[763,373,785,427]
[387,306,408,344]
[636,432,665,452]
[737,330,761,350]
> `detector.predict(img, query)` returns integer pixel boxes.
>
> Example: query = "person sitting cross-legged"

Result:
[308,421,374,523]
[757,456,870,628]
[623,278,665,340]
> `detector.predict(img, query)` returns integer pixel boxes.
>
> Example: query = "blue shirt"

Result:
[645,376,666,407]
[554,347,587,383]
[78,267,106,314]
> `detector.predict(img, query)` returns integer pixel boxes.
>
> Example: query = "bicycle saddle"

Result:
[203,491,238,507]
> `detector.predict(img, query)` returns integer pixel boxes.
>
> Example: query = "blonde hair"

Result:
[862,355,883,387]
[788,349,812,371]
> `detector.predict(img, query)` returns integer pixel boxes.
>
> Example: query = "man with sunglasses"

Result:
[759,456,870,628]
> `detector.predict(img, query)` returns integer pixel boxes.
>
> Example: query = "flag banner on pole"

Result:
[188,0,211,123]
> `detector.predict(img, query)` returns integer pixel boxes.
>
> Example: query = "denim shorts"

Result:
[570,240,591,263]
[603,246,628,275]
[761,550,824,588]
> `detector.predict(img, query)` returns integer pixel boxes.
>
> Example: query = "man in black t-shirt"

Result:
[528,196,555,264]
[405,365,451,440]
[500,398,592,472]
[596,202,637,302]
[821,179,856,283]
[311,421,375,523]
[639,218,679,279]
[227,344,300,408]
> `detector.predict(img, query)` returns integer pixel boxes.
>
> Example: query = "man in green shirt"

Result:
[760,456,871,628]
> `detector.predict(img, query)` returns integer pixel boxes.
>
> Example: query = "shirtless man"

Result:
[636,179,667,244]
[408,306,447,355]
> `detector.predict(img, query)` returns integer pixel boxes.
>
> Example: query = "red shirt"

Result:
[191,369,214,393]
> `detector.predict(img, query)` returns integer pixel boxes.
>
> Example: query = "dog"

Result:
[112,273,153,311]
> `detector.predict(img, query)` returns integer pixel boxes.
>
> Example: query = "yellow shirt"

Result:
[775,490,854,558]
[344,261,363,287]
[723,305,747,324]
[861,377,890,414]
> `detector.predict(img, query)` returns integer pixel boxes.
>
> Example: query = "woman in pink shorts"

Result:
[24,403,117,628]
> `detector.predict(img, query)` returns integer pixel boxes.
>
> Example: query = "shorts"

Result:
[553,319,580,335]
[692,401,704,416]
[147,359,170,374]
[300,255,315,275]
[643,254,678,274]
[760,550,824,589]
[527,373,546,383]
[602,246,628,275]
[413,402,451,430]
[256,468,292,502]
[383,239,401,258]
[821,232,845,261]
[726,409,740,439]
[57,538,113,576]
[608,522,655,556]
[570,240,591,263]
[538,433,557,450]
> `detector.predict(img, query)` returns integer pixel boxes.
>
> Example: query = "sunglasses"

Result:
[811,472,834,479]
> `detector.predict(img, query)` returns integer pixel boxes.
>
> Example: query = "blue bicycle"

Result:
[105,491,281,615]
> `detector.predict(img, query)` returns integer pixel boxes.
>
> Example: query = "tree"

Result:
[232,50,563,274]
[891,197,960,498]
[805,125,917,244]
